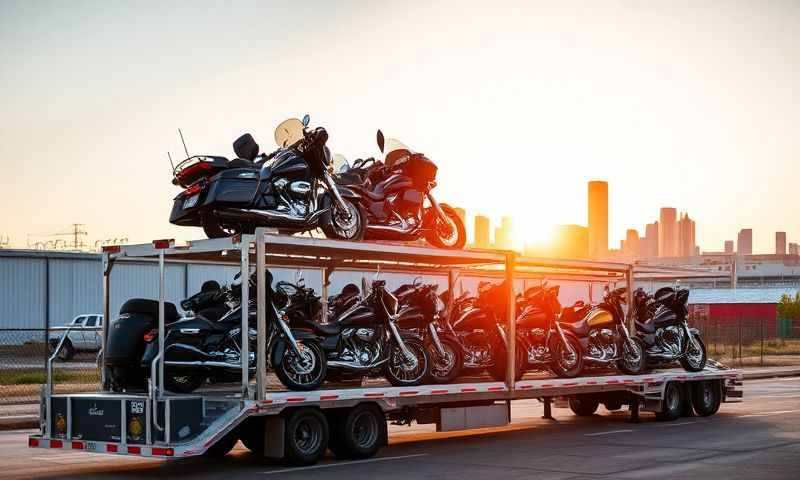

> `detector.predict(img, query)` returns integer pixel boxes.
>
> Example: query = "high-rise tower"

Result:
[588,181,608,259]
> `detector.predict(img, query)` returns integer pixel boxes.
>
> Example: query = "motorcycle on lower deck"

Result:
[274,278,430,389]
[559,287,646,375]
[633,286,707,371]
[169,115,366,241]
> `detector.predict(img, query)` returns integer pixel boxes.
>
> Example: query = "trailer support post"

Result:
[542,397,554,420]
[101,253,111,388]
[240,238,250,403]
[158,250,165,398]
[626,265,634,333]
[505,252,516,391]
[629,397,640,423]
[256,229,266,401]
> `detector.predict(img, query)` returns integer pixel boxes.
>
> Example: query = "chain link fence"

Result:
[691,313,800,367]
[0,328,101,414]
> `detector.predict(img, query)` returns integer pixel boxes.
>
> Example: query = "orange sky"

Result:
[1,1,798,253]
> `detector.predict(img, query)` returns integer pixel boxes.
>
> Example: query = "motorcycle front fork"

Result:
[323,172,352,217]
[426,192,450,224]
[428,322,447,358]
[388,320,417,364]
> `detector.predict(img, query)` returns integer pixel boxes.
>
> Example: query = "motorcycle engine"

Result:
[521,329,548,362]
[588,328,616,361]
[657,325,683,356]
[461,330,492,367]
[340,328,381,366]
[273,178,311,217]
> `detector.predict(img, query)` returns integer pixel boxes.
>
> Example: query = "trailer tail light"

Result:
[127,446,141,454]
[183,183,203,196]
[151,447,174,456]
[102,245,121,253]
[106,444,118,453]
[28,438,39,447]
[143,329,157,342]
[50,440,63,448]
[72,441,84,450]
[153,239,173,249]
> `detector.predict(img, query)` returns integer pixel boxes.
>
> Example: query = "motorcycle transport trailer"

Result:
[29,230,743,465]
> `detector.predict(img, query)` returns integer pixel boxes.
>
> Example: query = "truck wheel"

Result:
[692,380,721,417]
[284,408,329,466]
[329,404,386,459]
[603,401,623,412]
[204,430,239,457]
[656,382,684,421]
[569,395,599,416]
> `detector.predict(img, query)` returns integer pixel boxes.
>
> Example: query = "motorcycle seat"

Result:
[300,320,341,336]
[635,320,656,334]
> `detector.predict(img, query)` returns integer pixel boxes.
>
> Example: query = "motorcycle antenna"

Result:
[178,128,190,158]
[167,152,175,171]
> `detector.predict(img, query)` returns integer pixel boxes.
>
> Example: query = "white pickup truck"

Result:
[48,314,103,361]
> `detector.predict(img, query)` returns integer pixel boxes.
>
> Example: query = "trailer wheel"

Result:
[692,380,721,417]
[656,382,684,421]
[284,408,329,466]
[603,401,623,412]
[569,395,599,416]
[204,430,239,457]
[329,404,386,460]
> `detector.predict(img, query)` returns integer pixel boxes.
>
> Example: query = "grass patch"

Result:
[0,369,99,386]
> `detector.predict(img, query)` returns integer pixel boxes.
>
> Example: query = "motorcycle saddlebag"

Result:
[203,168,259,206]
[105,299,179,367]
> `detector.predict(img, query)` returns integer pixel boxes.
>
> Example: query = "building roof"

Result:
[689,288,799,304]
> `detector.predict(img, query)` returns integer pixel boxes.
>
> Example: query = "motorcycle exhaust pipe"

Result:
[217,208,327,225]
[164,360,247,369]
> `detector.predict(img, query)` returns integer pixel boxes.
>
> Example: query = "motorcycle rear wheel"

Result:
[202,215,248,239]
[165,371,206,394]
[679,335,707,372]
[424,204,467,249]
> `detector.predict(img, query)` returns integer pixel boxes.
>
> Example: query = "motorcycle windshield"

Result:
[274,118,305,148]
[383,137,415,169]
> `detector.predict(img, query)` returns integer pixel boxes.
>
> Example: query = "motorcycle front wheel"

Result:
[618,337,646,375]
[385,339,429,386]
[679,334,707,372]
[273,339,327,391]
[426,336,463,384]
[424,204,467,249]
[549,335,584,378]
[320,198,366,241]
[202,215,246,239]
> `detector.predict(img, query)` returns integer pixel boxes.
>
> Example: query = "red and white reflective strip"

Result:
[28,437,176,457]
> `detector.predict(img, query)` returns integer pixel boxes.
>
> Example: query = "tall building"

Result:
[643,222,659,258]
[678,212,696,257]
[776,231,787,255]
[624,229,640,258]
[737,228,753,255]
[790,243,799,256]
[587,181,608,259]
[493,216,514,250]
[474,215,490,249]
[658,207,678,257]
[552,225,589,259]
[724,240,734,254]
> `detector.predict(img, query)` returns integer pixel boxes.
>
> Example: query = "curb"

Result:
[742,369,800,380]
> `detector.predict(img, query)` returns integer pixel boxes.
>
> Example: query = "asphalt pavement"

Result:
[1,377,799,480]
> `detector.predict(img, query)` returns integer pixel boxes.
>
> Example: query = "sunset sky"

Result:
[1,0,798,253]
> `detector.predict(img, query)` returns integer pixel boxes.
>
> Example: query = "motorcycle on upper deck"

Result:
[169,115,366,241]
[333,131,467,249]
[633,286,707,371]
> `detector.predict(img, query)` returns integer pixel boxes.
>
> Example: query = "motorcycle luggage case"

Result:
[105,299,179,366]
[203,168,259,206]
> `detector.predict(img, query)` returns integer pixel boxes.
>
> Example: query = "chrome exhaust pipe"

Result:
[164,360,246,369]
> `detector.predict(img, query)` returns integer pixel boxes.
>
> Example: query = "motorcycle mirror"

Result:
[377,130,385,153]
[361,276,370,297]
[302,114,310,127]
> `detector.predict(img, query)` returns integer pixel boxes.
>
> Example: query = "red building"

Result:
[687,288,797,338]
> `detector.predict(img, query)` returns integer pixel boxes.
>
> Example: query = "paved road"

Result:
[2,377,799,480]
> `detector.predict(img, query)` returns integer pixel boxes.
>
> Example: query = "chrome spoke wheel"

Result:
[430,343,456,378]
[388,343,426,383]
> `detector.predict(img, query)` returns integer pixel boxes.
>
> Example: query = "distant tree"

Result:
[777,293,800,320]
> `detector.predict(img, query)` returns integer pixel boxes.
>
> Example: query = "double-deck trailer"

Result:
[28,229,743,465]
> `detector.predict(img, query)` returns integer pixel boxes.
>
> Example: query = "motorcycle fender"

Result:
[270,329,321,366]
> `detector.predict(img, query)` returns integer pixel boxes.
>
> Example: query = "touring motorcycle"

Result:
[103,270,325,393]
[333,131,467,249]
[633,286,707,371]
[559,286,646,375]
[273,277,430,389]
[169,115,366,241]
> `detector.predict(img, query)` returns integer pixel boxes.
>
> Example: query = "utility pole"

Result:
[71,224,87,250]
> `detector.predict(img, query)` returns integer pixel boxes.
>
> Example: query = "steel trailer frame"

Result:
[30,230,743,461]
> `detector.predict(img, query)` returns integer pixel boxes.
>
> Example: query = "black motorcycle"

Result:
[560,287,646,375]
[169,115,366,241]
[104,271,326,393]
[393,280,463,384]
[276,278,430,388]
[514,284,585,378]
[333,131,466,249]
[633,287,707,372]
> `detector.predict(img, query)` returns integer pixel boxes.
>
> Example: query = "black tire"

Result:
[201,215,238,239]
[239,417,266,455]
[549,334,583,378]
[424,204,467,249]
[329,404,386,460]
[51,339,75,361]
[656,382,684,421]
[284,408,329,466]
[569,395,600,416]
[426,336,463,384]
[604,401,623,411]
[165,371,206,394]
[272,339,327,391]
[385,339,429,386]
[489,341,525,382]
[692,380,721,417]
[204,430,239,457]
[679,335,707,372]
[320,197,366,241]
[618,337,646,375]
